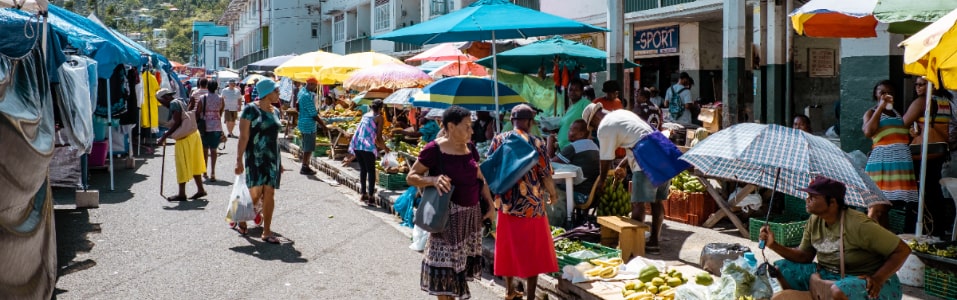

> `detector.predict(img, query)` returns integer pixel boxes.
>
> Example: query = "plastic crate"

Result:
[925,266,957,299]
[556,241,621,270]
[313,144,331,157]
[664,191,717,226]
[749,216,808,248]
[377,171,408,190]
[784,195,810,219]
[889,208,906,234]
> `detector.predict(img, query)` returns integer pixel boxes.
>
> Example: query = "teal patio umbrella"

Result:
[373,0,607,129]
[475,36,607,74]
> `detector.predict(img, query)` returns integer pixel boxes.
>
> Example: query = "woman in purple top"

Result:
[407,106,495,300]
[198,81,225,181]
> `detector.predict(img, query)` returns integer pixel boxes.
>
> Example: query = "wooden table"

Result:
[692,171,755,238]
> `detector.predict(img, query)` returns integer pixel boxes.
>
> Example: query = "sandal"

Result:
[166,195,188,202]
[188,191,207,199]
[236,223,248,236]
[505,291,524,300]
[261,235,280,244]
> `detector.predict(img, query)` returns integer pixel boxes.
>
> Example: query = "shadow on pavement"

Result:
[54,209,101,300]
[644,224,695,262]
[162,199,210,211]
[86,157,150,205]
[229,230,308,263]
[204,179,233,187]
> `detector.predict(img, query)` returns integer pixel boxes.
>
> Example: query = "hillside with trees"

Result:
[56,0,230,63]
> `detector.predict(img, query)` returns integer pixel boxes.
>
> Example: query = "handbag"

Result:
[633,131,691,186]
[414,151,455,233]
[169,99,198,140]
[480,132,541,195]
[808,211,845,300]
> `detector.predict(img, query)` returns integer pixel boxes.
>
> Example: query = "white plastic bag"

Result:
[226,175,257,223]
[410,225,429,252]
[381,152,399,169]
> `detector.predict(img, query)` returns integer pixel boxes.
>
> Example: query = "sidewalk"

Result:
[281,137,933,299]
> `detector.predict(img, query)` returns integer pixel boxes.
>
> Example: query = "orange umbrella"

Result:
[430,61,489,77]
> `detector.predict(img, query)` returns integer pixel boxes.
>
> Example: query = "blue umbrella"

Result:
[412,76,526,111]
[373,0,606,126]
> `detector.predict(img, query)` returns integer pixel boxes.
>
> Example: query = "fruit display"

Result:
[394,140,425,157]
[583,257,624,279]
[597,177,630,216]
[671,171,705,193]
[908,240,957,258]
[620,267,687,300]
[319,107,362,118]
[554,239,586,254]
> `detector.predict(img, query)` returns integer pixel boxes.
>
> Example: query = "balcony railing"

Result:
[346,37,370,54]
[394,42,422,53]
[233,48,268,69]
[624,0,697,13]
[511,0,539,10]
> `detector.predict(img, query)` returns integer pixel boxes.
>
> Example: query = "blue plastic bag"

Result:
[633,131,690,186]
[393,186,418,228]
[481,133,540,195]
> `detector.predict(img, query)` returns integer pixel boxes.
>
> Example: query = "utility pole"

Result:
[606,0,624,87]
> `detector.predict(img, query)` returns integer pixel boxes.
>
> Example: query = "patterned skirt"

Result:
[865,143,919,202]
[420,202,484,299]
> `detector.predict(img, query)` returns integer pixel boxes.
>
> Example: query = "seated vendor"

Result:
[761,176,910,300]
[418,110,442,143]
[550,119,600,205]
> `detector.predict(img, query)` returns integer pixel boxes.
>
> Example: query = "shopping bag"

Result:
[480,134,540,195]
[393,186,418,228]
[633,131,690,186]
[226,175,257,223]
[381,152,399,169]
[409,225,429,252]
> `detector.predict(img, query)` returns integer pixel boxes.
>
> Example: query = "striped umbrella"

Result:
[412,76,526,111]
[383,88,421,106]
[680,123,888,209]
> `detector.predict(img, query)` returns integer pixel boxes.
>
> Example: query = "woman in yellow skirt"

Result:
[156,89,207,201]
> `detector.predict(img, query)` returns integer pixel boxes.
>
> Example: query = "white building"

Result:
[218,0,325,69]
[152,28,168,49]
[196,36,231,71]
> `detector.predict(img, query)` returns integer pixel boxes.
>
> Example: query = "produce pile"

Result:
[319,107,362,118]
[597,177,631,216]
[619,267,693,299]
[583,257,624,279]
[908,240,957,258]
[671,171,705,193]
[392,140,426,157]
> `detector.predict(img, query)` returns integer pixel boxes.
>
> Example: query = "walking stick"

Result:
[160,140,167,198]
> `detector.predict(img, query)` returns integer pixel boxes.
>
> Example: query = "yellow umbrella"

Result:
[273,50,342,84]
[899,8,957,88]
[314,52,403,83]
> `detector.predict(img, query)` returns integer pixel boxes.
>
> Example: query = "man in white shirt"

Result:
[583,103,667,253]
[220,80,243,138]
[663,72,694,124]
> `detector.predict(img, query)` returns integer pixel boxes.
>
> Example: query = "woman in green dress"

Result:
[235,79,283,244]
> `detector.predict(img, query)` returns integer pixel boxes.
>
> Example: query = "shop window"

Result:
[374,1,391,32]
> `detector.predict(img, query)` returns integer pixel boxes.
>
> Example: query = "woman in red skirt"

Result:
[488,104,559,300]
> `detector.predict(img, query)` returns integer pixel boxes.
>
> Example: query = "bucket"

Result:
[89,141,108,167]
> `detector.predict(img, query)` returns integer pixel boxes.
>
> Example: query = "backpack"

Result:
[668,86,688,116]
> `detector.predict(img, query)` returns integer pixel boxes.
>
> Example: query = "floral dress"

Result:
[241,103,282,188]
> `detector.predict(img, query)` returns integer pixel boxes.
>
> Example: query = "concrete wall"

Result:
[791,36,841,132]
[540,0,605,20]
[269,0,322,56]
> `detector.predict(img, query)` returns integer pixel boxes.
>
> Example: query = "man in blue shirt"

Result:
[297,79,323,175]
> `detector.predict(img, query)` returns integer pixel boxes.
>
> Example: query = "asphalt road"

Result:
[53,137,500,299]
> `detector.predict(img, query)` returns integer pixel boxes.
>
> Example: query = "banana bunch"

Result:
[621,269,686,299]
[584,257,623,279]
[597,177,631,216]
[623,291,655,300]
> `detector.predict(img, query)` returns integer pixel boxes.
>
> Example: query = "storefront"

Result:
[631,24,681,99]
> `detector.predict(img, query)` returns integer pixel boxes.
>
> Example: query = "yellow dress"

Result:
[140,72,160,128]
[174,131,207,183]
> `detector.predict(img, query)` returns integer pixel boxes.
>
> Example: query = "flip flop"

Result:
[236,223,248,236]
[262,235,280,244]
[166,195,188,202]
[505,291,524,300]
[188,191,207,199]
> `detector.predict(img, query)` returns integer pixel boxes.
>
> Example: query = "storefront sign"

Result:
[633,25,679,56]
[809,48,835,77]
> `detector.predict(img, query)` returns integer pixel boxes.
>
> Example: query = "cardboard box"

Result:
[698,108,722,132]
[75,190,99,208]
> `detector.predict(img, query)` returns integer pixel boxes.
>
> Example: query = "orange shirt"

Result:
[593,97,623,111]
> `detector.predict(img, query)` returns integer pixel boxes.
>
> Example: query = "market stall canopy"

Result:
[216,70,240,80]
[315,52,403,83]
[88,14,175,71]
[343,63,433,91]
[274,50,342,84]
[383,87,420,106]
[243,74,267,84]
[170,61,185,68]
[680,123,887,208]
[475,36,607,73]
[46,5,142,78]
[790,0,957,37]
[873,0,956,34]
[247,54,295,72]
[900,7,957,89]
[352,88,392,105]
[405,42,476,62]
[412,76,526,111]
[430,61,488,77]
[0,0,47,11]
[373,0,608,45]
[417,61,453,74]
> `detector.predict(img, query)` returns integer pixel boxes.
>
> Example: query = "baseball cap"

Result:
[800,176,846,203]
[228,79,236,84]
[256,79,277,96]
[510,104,537,120]
[602,80,620,93]
[155,88,175,99]
[582,102,608,131]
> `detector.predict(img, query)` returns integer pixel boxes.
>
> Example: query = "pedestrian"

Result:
[250,78,260,102]
[197,81,225,182]
[583,84,596,101]
[793,114,812,133]
[648,86,663,107]
[664,72,694,124]
[489,104,558,300]
[297,78,323,175]
[632,88,663,130]
[863,80,919,228]
[582,103,663,253]
[221,80,243,138]
[349,99,390,205]
[407,105,495,300]
[189,78,209,110]
[235,79,283,244]
[155,88,207,201]
[592,80,624,111]
[903,77,954,237]
[760,176,910,300]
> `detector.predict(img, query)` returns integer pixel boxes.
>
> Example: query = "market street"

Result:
[52,138,500,299]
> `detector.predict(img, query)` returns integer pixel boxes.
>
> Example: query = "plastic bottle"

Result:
[744,252,757,270]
